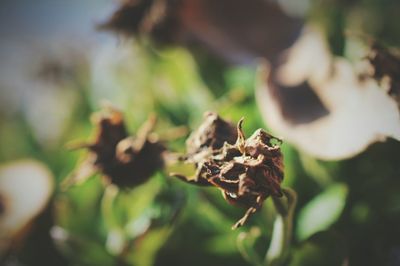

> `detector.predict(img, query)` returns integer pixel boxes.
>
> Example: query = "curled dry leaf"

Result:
[173,112,284,229]
[101,0,303,64]
[256,28,400,160]
[65,107,165,188]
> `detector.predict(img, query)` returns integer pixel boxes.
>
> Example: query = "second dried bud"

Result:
[67,108,165,188]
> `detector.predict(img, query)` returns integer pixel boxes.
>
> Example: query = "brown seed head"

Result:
[174,113,284,229]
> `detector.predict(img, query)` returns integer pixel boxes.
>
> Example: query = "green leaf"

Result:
[296,183,348,241]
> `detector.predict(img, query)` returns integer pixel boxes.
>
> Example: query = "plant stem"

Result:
[265,188,297,266]
[237,227,264,266]
[101,184,120,229]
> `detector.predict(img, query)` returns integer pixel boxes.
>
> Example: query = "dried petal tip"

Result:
[368,44,400,105]
[175,113,284,229]
[185,112,238,162]
[67,109,165,188]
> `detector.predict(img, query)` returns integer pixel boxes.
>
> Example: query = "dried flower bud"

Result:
[67,108,165,188]
[173,113,284,229]
[101,0,302,64]
[99,0,183,45]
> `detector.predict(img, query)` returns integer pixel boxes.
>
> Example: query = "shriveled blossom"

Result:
[68,108,165,188]
[174,112,284,229]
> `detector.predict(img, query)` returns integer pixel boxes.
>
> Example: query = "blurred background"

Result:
[1,0,400,265]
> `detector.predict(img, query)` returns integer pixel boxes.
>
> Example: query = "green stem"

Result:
[265,188,297,266]
[237,227,264,266]
[101,185,131,258]
[101,184,120,229]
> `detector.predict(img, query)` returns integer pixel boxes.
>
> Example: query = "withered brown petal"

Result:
[106,139,165,187]
[186,112,237,157]
[90,111,128,166]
